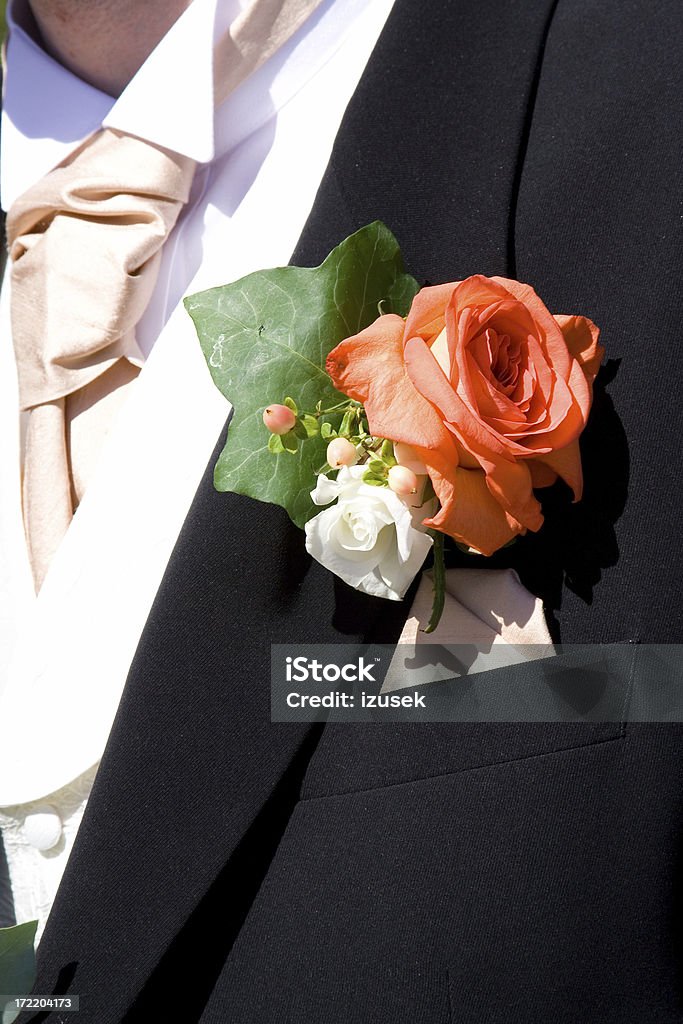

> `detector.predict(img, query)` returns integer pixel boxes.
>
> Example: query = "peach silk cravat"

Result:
[7,0,324,592]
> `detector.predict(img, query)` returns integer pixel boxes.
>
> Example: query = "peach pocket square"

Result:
[382,568,554,692]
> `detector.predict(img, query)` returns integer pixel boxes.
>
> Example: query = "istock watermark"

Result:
[285,656,377,683]
[271,644,683,723]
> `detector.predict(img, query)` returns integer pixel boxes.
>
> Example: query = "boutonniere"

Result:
[185,223,603,631]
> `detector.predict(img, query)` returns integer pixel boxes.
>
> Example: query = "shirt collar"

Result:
[1,0,233,209]
[1,0,374,211]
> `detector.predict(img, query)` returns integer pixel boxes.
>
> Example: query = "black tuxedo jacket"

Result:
[24,0,683,1020]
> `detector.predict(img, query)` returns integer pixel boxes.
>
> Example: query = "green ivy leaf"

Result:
[185,221,418,527]
[0,921,38,1024]
[386,272,420,318]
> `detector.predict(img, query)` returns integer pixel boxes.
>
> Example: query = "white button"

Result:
[23,805,63,852]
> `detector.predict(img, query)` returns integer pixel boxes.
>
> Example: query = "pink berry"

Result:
[326,438,358,468]
[388,465,419,495]
[263,404,296,435]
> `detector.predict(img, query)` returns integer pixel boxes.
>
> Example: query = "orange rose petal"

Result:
[492,276,572,377]
[405,335,510,460]
[566,357,593,426]
[452,275,514,309]
[454,440,481,470]
[468,357,526,423]
[532,439,584,501]
[327,284,600,561]
[326,315,458,455]
[424,465,525,556]
[476,453,544,532]
[528,460,559,489]
[449,304,474,386]
[446,305,552,455]
[525,337,554,403]
[555,314,604,382]
[522,367,587,450]
[404,283,456,342]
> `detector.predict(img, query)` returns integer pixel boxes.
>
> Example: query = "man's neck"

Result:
[26,0,191,96]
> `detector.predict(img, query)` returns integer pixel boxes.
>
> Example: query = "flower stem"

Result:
[424,529,445,634]
[315,399,361,418]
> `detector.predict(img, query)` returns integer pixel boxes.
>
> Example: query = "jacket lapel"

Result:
[291,0,560,281]
[32,471,405,1022]
[31,0,565,1017]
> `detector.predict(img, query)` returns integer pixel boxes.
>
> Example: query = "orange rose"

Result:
[326,275,603,556]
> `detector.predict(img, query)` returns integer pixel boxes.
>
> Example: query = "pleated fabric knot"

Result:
[7,129,197,590]
[6,0,326,592]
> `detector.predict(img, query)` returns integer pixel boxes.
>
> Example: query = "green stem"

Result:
[358,437,384,452]
[314,399,361,418]
[423,529,446,634]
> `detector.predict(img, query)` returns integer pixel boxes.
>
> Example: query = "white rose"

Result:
[304,466,433,601]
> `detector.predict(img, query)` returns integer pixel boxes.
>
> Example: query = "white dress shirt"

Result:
[0,0,395,937]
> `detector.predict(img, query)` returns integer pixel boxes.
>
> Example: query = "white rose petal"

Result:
[305,466,433,601]
[311,473,343,506]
